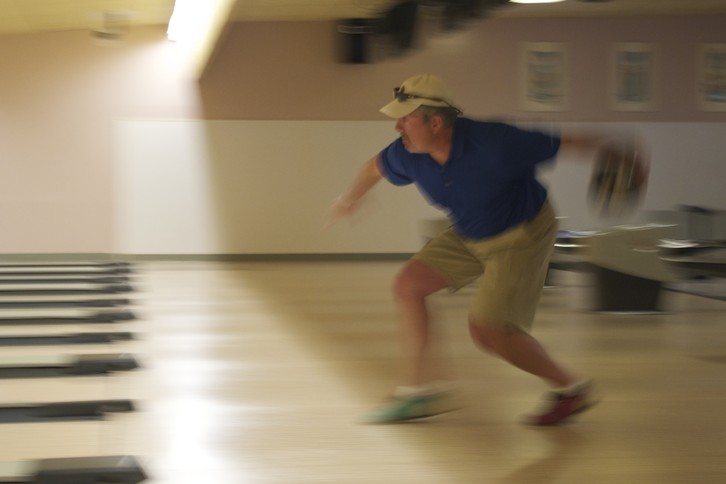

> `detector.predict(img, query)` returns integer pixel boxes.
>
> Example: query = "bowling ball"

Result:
[588,141,649,217]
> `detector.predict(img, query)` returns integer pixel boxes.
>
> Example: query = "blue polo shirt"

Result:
[378,118,560,239]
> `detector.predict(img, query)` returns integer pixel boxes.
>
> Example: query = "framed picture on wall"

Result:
[520,42,568,111]
[610,43,657,111]
[697,43,726,111]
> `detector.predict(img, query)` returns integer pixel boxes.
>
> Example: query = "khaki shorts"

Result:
[413,201,557,330]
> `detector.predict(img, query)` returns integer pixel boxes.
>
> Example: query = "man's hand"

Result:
[326,155,384,228]
[326,195,360,228]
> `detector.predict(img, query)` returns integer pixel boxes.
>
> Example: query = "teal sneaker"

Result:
[362,392,454,424]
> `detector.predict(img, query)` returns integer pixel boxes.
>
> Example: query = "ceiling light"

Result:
[167,0,218,42]
[509,0,566,4]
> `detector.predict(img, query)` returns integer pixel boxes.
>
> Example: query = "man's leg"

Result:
[463,200,596,425]
[467,322,574,388]
[362,260,455,424]
[364,228,480,424]
[468,321,596,425]
[391,259,449,387]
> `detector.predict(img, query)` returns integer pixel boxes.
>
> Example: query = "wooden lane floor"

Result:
[2,260,726,483]
[0,260,144,482]
[0,283,132,297]
[0,308,135,325]
[0,261,130,270]
[0,294,132,309]
[0,262,135,298]
[114,261,726,483]
[0,455,146,483]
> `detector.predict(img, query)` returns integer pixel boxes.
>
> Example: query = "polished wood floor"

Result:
[1,260,725,483]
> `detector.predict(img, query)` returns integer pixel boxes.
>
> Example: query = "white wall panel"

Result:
[114,119,726,254]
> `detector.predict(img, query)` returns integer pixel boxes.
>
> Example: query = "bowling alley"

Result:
[0,1,725,483]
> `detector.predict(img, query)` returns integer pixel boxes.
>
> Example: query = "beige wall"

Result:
[0,15,724,255]
[201,15,726,122]
[0,27,200,253]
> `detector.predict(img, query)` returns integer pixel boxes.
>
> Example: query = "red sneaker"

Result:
[524,381,597,426]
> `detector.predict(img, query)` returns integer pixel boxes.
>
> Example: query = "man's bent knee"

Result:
[392,260,448,302]
[468,319,522,355]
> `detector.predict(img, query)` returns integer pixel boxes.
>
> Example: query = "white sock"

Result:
[553,379,590,395]
[393,381,453,399]
[393,385,434,399]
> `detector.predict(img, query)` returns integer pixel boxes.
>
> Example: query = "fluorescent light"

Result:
[510,0,566,4]
[167,0,218,43]
[165,0,236,78]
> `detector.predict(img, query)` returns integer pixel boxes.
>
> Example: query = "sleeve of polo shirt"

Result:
[378,139,414,186]
[500,123,561,170]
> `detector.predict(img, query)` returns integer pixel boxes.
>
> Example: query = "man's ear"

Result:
[429,113,444,131]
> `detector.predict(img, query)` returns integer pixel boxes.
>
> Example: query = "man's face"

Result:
[395,111,435,154]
